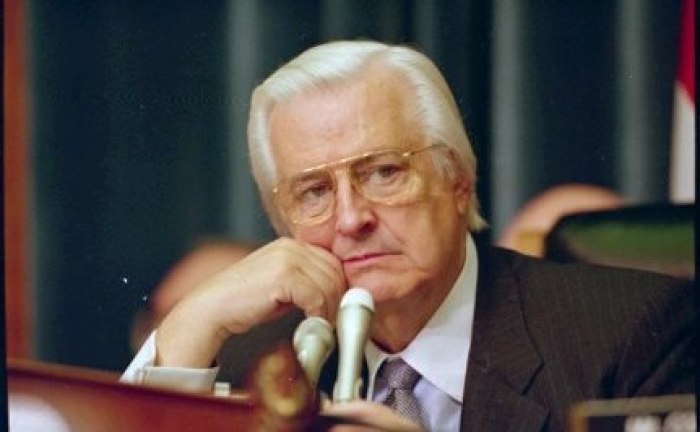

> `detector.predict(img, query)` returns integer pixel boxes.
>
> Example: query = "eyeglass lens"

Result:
[281,149,425,225]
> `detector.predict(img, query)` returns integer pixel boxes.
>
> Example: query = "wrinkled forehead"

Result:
[267,71,423,181]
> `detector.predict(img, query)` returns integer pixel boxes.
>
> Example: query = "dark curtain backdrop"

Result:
[28,0,681,371]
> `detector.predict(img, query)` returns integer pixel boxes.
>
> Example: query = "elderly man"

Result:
[124,41,694,431]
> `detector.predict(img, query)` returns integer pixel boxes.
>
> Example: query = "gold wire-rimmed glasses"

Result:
[272,143,445,226]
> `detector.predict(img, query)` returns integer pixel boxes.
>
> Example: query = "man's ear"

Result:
[444,148,471,216]
[454,175,471,216]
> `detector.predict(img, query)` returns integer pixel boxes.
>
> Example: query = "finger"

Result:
[294,258,342,319]
[275,239,345,320]
[258,239,337,320]
[297,242,346,318]
[286,266,340,320]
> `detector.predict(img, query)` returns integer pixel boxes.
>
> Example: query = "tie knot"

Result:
[381,358,421,390]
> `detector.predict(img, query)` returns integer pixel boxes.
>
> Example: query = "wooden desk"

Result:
[8,346,319,432]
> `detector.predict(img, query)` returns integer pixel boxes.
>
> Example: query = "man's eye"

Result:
[376,164,402,177]
[365,163,406,184]
[296,183,331,203]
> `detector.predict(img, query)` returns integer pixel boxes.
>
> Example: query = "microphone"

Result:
[333,287,375,403]
[293,316,335,387]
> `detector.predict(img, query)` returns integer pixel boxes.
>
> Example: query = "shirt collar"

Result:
[365,234,478,402]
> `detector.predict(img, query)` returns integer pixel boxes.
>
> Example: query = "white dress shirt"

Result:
[122,235,479,431]
[365,235,478,431]
[121,331,219,390]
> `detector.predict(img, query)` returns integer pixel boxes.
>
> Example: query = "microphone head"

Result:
[333,287,374,403]
[293,316,335,352]
[293,316,335,387]
[340,287,375,312]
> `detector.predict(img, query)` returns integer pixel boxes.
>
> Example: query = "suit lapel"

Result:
[460,247,548,431]
[234,244,549,430]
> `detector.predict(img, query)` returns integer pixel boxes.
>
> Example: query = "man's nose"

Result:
[334,175,377,236]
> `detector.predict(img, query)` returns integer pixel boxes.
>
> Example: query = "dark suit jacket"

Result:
[217,245,695,431]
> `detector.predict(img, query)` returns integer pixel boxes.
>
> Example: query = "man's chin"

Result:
[344,277,399,304]
[345,276,379,293]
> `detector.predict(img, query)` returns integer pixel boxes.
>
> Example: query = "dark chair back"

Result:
[545,204,694,280]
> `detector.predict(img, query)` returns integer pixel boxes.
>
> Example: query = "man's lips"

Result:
[341,252,394,264]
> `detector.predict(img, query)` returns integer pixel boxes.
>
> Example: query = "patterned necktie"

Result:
[379,358,426,426]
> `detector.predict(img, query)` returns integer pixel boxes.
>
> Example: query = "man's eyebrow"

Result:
[290,171,328,183]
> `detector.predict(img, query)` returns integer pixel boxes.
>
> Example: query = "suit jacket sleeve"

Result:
[611,276,695,396]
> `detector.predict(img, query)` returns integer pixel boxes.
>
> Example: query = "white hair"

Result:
[247,40,486,233]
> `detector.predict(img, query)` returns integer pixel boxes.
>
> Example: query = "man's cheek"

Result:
[294,229,333,251]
